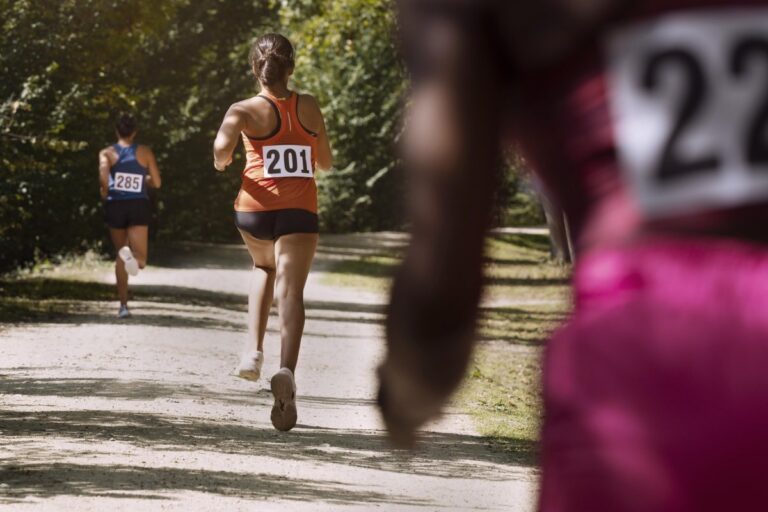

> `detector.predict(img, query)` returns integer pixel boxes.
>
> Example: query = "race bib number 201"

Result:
[607,9,768,217]
[113,172,143,193]
[263,145,313,178]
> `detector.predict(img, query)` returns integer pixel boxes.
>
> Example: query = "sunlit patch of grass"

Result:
[460,233,571,456]
[483,234,571,305]
[478,304,569,346]
[485,233,551,260]
[456,342,543,459]
[24,250,114,279]
[319,255,397,293]
[455,302,568,459]
[0,278,113,324]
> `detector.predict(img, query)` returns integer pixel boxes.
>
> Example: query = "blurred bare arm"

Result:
[380,0,504,447]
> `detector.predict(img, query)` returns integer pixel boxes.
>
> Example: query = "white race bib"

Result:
[606,9,768,217]
[263,145,314,178]
[113,172,144,193]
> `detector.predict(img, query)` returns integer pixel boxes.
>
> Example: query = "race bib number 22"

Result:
[263,145,313,178]
[607,9,768,217]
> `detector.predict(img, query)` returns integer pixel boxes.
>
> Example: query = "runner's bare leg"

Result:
[109,228,129,305]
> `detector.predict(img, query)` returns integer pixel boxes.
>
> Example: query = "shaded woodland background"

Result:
[0,0,537,273]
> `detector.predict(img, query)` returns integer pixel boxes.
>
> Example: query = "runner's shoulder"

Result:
[298,93,322,113]
[298,93,319,107]
[296,93,323,130]
[135,144,153,155]
[236,96,280,135]
[234,97,275,123]
[237,96,272,114]
[100,145,118,163]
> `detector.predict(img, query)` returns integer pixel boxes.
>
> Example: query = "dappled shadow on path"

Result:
[0,375,381,409]
[0,278,390,332]
[0,375,537,474]
[0,377,254,406]
[149,234,410,271]
[0,278,247,327]
[1,235,541,505]
[0,404,537,481]
[0,279,246,308]
[316,233,409,260]
[36,311,245,332]
[0,462,427,506]
[150,242,252,270]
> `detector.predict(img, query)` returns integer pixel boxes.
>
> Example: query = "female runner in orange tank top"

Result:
[213,33,333,432]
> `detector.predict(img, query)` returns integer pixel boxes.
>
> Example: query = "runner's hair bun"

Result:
[115,112,137,137]
[250,33,295,87]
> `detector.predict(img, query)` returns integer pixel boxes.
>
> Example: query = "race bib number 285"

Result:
[113,172,143,193]
[263,145,313,178]
[607,9,768,217]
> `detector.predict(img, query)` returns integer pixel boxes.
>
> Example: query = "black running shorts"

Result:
[234,209,319,241]
[104,199,151,229]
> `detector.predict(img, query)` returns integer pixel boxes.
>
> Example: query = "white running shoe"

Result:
[118,246,139,276]
[117,304,131,319]
[270,368,297,432]
[236,350,264,381]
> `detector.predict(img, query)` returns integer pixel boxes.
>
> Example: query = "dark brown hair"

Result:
[249,33,295,87]
[115,112,137,138]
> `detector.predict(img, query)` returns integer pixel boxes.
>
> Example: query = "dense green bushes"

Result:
[1,0,531,274]
[1,0,407,273]
[1,0,274,272]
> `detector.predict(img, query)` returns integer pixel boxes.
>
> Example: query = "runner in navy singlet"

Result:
[99,113,162,318]
[382,1,768,510]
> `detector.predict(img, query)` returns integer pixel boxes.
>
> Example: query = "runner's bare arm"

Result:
[98,149,111,199]
[139,146,162,188]
[213,104,247,171]
[300,94,333,171]
[380,1,504,447]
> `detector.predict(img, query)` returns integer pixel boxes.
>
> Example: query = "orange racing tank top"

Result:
[235,91,318,213]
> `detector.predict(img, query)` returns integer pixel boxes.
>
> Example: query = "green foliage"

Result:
[280,0,406,232]
[1,0,537,273]
[487,151,544,228]
[0,0,276,273]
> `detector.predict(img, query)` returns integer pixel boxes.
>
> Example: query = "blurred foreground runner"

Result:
[381,1,768,510]
[99,113,161,318]
[213,33,333,431]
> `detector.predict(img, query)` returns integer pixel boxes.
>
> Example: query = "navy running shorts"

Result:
[104,199,151,229]
[234,208,319,241]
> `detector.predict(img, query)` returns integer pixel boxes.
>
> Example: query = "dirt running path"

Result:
[0,234,537,511]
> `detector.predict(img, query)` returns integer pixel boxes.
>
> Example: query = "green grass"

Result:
[0,252,115,325]
[478,304,569,346]
[459,234,570,457]
[456,342,543,459]
[319,255,398,293]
